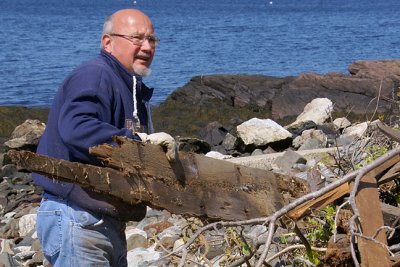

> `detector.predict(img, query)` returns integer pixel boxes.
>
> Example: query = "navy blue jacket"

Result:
[33,50,153,220]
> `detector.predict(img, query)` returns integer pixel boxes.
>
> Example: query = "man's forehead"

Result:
[116,16,153,33]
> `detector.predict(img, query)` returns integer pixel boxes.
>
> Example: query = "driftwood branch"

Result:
[7,136,308,221]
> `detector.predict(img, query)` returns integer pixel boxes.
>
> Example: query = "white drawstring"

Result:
[131,75,142,132]
[132,76,139,123]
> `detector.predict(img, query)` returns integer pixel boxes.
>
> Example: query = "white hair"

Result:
[101,15,114,48]
[102,15,114,35]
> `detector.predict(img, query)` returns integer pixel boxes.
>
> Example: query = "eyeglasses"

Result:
[109,33,160,47]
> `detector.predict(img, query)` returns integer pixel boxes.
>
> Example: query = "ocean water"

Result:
[1,0,400,107]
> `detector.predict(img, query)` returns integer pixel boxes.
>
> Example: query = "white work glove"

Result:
[136,132,178,162]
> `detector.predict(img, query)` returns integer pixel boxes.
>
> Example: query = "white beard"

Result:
[133,65,152,77]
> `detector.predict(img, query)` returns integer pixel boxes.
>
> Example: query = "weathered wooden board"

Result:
[288,182,350,220]
[376,120,400,142]
[378,161,400,186]
[351,154,400,267]
[8,136,295,221]
[354,171,391,267]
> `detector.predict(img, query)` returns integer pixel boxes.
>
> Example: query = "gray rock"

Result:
[293,163,308,172]
[237,118,292,146]
[210,145,228,155]
[285,120,317,137]
[0,165,18,180]
[245,225,268,243]
[126,227,148,250]
[0,239,15,254]
[333,117,351,130]
[167,214,188,229]
[126,246,167,267]
[4,119,45,150]
[145,207,166,218]
[222,132,237,151]
[0,251,19,267]
[205,151,232,160]
[334,135,355,146]
[157,225,181,249]
[342,121,369,139]
[199,121,227,146]
[348,60,400,79]
[18,213,36,237]
[30,251,45,266]
[299,138,326,150]
[30,239,42,252]
[177,137,211,154]
[13,246,34,261]
[0,153,4,169]
[288,98,333,127]
[307,168,325,192]
[292,129,328,150]
[274,150,307,172]
[251,149,264,156]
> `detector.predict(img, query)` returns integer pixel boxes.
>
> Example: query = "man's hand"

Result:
[136,132,178,162]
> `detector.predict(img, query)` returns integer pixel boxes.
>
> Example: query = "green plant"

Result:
[307,250,321,266]
[225,227,252,256]
[307,206,336,245]
[279,234,289,245]
[303,206,336,265]
[356,145,388,169]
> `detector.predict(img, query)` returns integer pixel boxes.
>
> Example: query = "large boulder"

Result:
[4,119,45,150]
[348,60,400,80]
[236,118,292,147]
[288,98,333,127]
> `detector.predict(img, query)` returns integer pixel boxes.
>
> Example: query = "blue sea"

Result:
[1,0,400,107]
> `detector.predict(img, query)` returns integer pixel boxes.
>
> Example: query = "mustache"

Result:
[136,52,151,59]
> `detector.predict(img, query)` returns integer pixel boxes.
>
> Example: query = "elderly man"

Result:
[33,9,168,266]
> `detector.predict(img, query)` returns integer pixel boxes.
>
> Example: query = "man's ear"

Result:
[102,34,113,53]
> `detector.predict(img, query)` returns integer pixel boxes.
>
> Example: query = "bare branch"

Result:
[334,200,349,242]
[265,244,326,263]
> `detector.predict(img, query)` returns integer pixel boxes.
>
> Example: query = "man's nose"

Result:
[141,39,153,50]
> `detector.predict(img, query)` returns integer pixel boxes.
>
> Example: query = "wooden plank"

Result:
[287,182,350,220]
[351,155,400,267]
[380,202,400,227]
[378,161,400,186]
[8,136,288,221]
[354,171,390,267]
[376,121,400,142]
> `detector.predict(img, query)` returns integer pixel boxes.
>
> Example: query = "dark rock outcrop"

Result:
[152,60,400,137]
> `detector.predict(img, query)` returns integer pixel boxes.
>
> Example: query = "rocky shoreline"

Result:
[1,60,399,141]
[1,59,400,266]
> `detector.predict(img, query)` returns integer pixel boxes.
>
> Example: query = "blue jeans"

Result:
[36,192,127,267]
